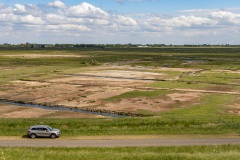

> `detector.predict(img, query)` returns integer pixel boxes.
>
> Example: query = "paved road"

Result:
[1,138,240,147]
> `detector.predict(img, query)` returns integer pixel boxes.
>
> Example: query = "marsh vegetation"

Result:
[1,47,240,158]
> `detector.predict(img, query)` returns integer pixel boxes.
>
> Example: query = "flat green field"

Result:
[1,145,240,160]
[0,47,240,158]
[0,47,240,134]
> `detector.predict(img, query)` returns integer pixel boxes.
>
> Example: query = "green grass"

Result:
[0,94,239,136]
[1,145,240,160]
[1,115,240,136]
[105,90,172,101]
[1,47,240,69]
[0,66,65,84]
[1,93,238,137]
[148,80,239,93]
[181,71,240,85]
[160,94,235,117]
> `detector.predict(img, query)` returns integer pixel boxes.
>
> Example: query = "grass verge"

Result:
[1,145,240,160]
[0,116,240,137]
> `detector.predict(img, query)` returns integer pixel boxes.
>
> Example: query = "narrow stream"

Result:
[0,100,126,118]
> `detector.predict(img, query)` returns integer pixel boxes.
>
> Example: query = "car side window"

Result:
[37,128,43,131]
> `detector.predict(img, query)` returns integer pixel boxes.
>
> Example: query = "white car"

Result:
[27,125,61,139]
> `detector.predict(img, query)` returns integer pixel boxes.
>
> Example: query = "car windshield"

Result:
[47,127,53,131]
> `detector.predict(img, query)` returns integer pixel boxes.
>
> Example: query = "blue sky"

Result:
[4,0,240,13]
[0,0,240,44]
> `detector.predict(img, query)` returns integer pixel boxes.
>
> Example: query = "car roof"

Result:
[30,125,51,128]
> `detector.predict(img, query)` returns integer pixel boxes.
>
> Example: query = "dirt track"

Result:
[1,138,240,147]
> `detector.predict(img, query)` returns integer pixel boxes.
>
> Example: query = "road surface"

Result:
[1,138,240,147]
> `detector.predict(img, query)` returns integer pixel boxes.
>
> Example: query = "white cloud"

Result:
[18,15,44,24]
[14,4,26,13]
[0,0,240,44]
[169,16,215,27]
[48,0,67,8]
[92,19,110,25]
[0,13,43,25]
[143,15,216,33]
[45,13,66,24]
[209,11,240,25]
[115,15,138,26]
[0,4,13,14]
[65,2,108,18]
[12,4,43,16]
[46,24,90,31]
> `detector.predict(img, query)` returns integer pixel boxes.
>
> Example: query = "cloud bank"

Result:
[0,0,239,44]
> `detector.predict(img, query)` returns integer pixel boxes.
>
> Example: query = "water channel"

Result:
[0,100,126,118]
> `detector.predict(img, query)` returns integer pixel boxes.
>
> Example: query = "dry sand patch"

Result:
[0,65,208,118]
[100,64,201,73]
[227,96,240,114]
[167,92,202,102]
[80,70,165,79]
[13,80,51,87]
[0,104,101,118]
[215,70,240,74]
[100,92,203,113]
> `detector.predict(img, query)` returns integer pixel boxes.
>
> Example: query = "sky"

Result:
[0,0,240,44]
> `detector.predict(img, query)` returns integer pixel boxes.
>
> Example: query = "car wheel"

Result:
[50,134,57,139]
[30,133,36,139]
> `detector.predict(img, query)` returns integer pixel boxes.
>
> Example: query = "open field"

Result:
[0,47,240,136]
[0,48,240,118]
[1,145,240,160]
[0,47,240,158]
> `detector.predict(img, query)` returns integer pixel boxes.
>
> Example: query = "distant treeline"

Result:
[0,43,239,49]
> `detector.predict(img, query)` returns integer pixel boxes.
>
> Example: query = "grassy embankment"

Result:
[1,145,240,160]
